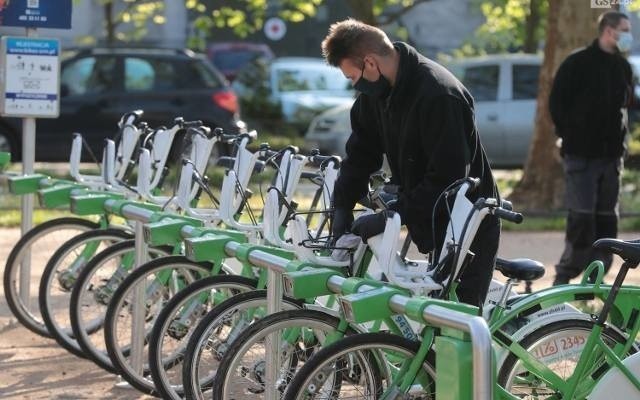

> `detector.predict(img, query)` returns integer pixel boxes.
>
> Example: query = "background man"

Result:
[550,10,634,285]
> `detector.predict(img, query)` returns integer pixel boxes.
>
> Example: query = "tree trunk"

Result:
[105,2,115,46]
[509,0,603,211]
[522,0,541,53]
[345,0,376,25]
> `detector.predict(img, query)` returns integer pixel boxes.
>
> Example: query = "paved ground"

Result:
[2,227,640,399]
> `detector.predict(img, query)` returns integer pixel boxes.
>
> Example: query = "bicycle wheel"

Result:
[148,275,259,400]
[104,256,211,395]
[182,290,302,400]
[284,332,436,400]
[69,239,173,372]
[39,228,133,358]
[212,309,358,400]
[4,217,99,337]
[498,318,633,399]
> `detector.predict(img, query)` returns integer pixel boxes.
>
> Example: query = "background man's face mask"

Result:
[354,61,391,98]
[616,31,633,53]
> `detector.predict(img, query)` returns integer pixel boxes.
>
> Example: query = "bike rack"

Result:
[325,274,492,400]
[199,239,493,400]
[103,201,157,376]
[103,190,494,399]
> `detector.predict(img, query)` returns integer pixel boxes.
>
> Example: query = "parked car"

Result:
[305,54,542,168]
[207,41,274,82]
[449,54,542,168]
[0,47,245,162]
[305,102,352,157]
[232,57,355,134]
[626,55,640,127]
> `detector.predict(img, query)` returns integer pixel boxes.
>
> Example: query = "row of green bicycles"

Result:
[3,110,640,399]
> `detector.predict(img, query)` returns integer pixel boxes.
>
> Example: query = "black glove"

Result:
[351,210,396,243]
[331,208,353,243]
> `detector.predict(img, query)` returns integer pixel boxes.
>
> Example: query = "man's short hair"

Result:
[321,18,394,67]
[598,11,629,34]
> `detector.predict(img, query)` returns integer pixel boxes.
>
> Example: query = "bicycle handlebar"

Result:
[308,149,342,168]
[217,129,258,144]
[492,206,523,224]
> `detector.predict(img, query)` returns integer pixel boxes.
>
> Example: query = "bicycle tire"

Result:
[182,290,302,400]
[148,274,259,400]
[498,318,634,398]
[212,309,358,400]
[69,239,171,372]
[3,217,99,337]
[103,255,211,395]
[39,228,133,358]
[283,332,436,400]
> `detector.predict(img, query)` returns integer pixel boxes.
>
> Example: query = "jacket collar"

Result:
[388,41,420,102]
[589,38,621,58]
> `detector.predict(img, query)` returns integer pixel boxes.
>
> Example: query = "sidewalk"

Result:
[1,228,640,399]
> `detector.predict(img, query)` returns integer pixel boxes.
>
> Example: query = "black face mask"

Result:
[354,62,391,99]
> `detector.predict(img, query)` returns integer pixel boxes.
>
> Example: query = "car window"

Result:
[212,49,265,71]
[61,56,117,95]
[512,64,540,100]
[186,61,222,89]
[276,67,350,92]
[461,65,499,102]
[124,57,180,92]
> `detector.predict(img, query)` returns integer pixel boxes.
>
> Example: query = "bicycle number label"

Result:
[532,335,586,363]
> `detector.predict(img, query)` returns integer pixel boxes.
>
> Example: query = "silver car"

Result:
[233,57,355,133]
[305,54,542,168]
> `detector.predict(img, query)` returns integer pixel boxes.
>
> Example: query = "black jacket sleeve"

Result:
[332,96,384,211]
[549,57,575,137]
[395,95,471,232]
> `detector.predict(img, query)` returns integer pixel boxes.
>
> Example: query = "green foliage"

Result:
[204,0,323,38]
[76,0,167,45]
[453,0,548,57]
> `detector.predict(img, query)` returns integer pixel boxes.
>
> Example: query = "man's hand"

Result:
[331,208,354,243]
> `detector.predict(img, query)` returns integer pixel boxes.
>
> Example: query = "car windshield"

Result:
[276,66,351,92]
[212,49,265,71]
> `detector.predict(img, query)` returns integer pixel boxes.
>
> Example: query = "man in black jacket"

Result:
[322,19,500,306]
[549,11,634,285]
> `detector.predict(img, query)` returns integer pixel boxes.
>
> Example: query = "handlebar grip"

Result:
[308,154,342,168]
[219,130,257,144]
[493,207,523,224]
[182,120,203,128]
[186,126,209,138]
[501,199,513,211]
[301,171,321,180]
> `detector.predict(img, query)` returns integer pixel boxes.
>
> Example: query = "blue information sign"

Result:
[0,0,72,29]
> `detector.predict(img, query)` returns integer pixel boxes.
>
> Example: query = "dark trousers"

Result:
[554,155,621,285]
[455,215,501,307]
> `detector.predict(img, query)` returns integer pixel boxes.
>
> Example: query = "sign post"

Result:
[0,0,70,310]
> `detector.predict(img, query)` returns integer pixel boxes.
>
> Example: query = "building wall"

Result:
[399,0,485,58]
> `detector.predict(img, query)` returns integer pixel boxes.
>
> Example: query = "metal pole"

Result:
[18,27,38,307]
[223,243,288,400]
[129,220,148,375]
[103,201,157,223]
[419,305,492,400]
[265,268,282,400]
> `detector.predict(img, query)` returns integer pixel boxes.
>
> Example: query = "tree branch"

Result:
[376,0,432,26]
